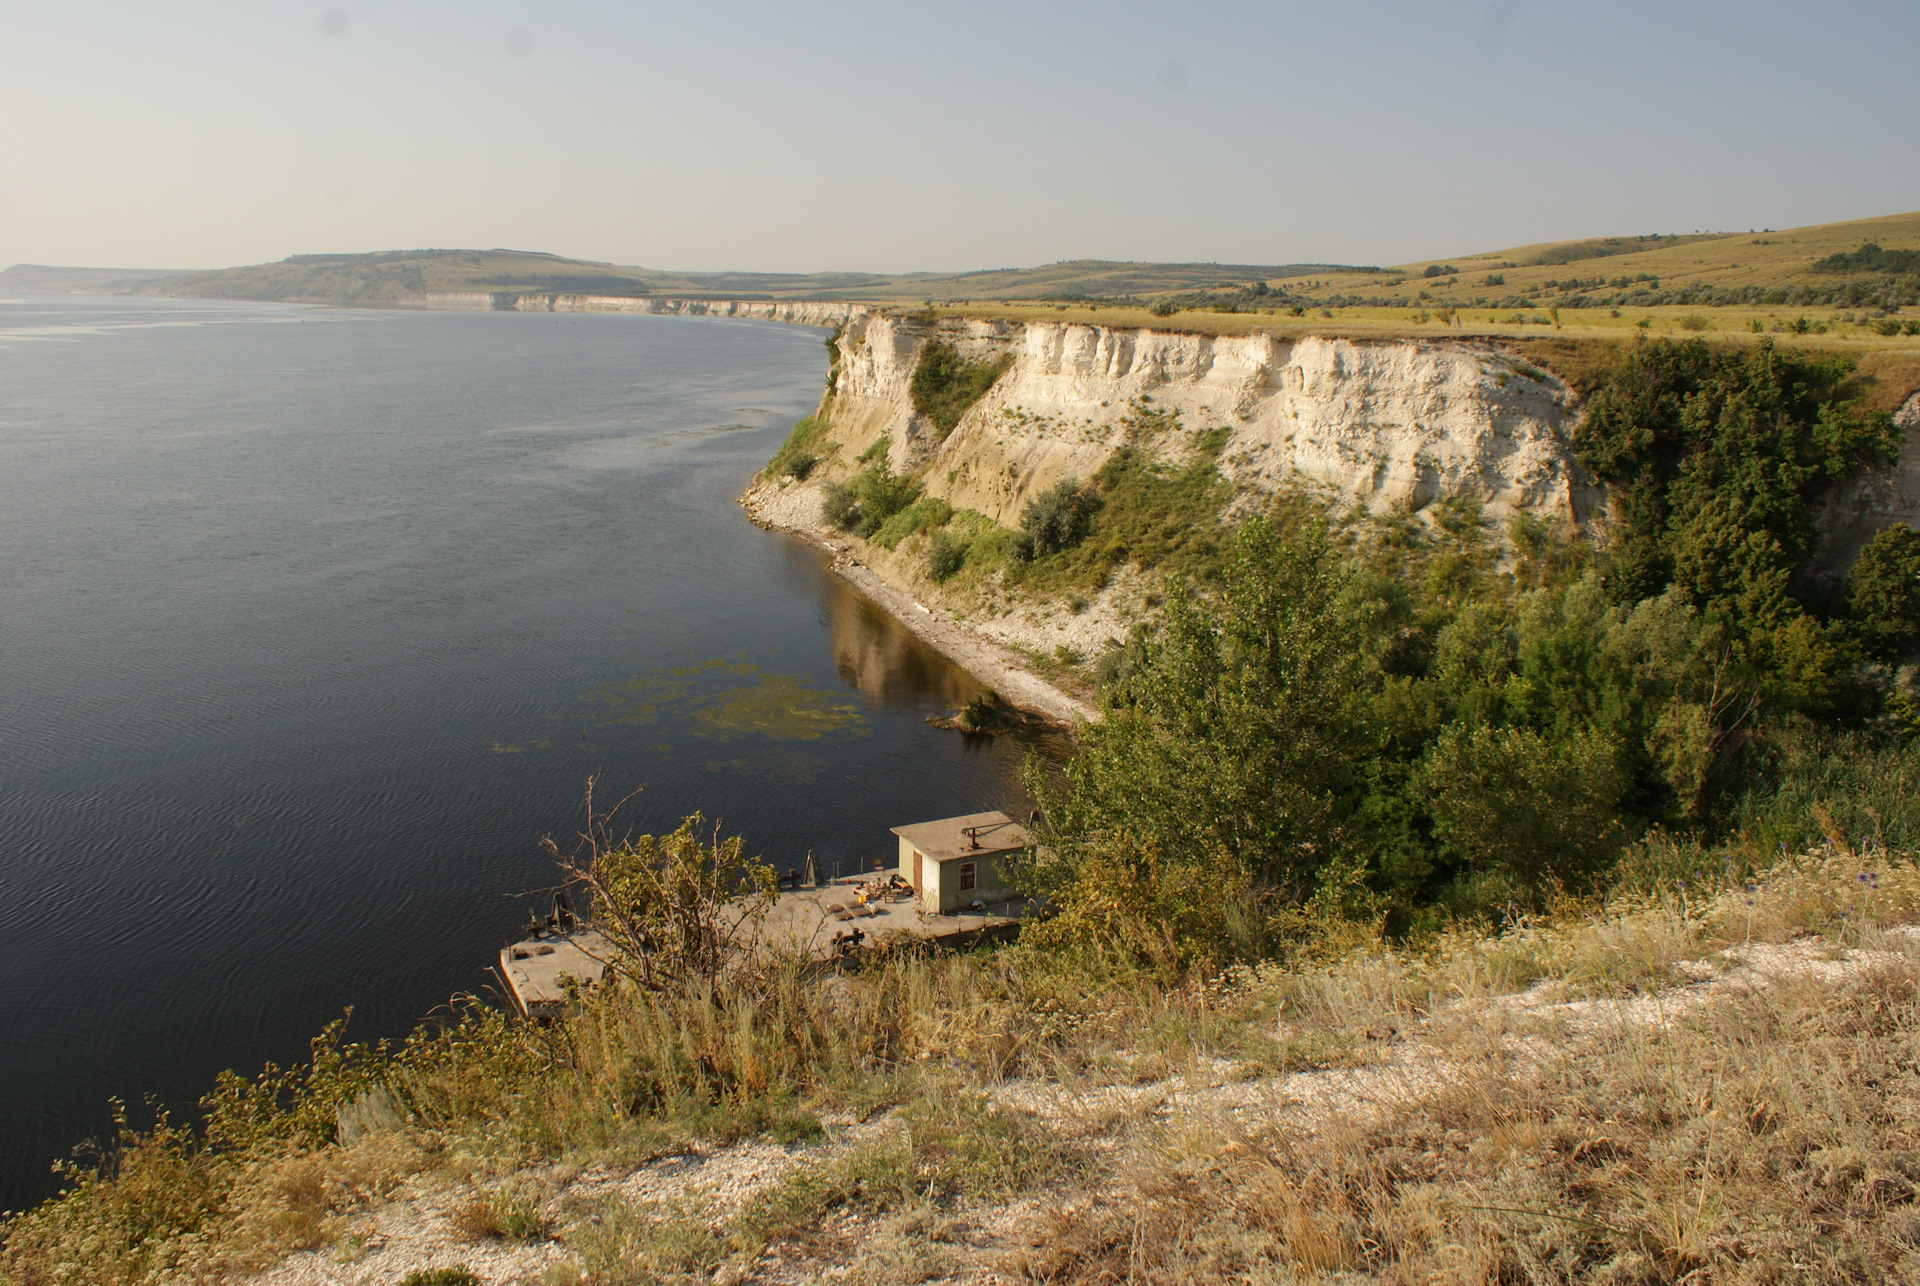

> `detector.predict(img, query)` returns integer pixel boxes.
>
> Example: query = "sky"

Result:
[3,0,1918,275]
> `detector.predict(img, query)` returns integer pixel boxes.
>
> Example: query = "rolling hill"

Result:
[92,249,1371,308]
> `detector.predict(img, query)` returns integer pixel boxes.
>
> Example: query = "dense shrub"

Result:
[401,1270,480,1286]
[781,451,817,480]
[908,342,1012,439]
[820,481,859,529]
[1813,242,1920,275]
[1019,479,1099,556]
[1849,523,1920,661]
[820,465,921,537]
[926,532,966,582]
[1572,338,1899,651]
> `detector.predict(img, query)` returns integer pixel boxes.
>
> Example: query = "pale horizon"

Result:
[4,0,1919,276]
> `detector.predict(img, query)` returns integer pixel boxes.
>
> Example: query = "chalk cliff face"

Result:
[420,291,866,329]
[813,314,1604,528]
[741,315,1919,715]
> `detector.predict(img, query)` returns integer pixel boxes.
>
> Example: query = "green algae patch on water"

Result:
[690,673,869,741]
[568,659,869,745]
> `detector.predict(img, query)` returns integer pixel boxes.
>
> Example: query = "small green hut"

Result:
[891,810,1030,914]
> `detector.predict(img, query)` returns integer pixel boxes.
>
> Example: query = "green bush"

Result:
[767,414,831,480]
[1848,523,1920,661]
[927,532,967,582]
[1023,516,1370,970]
[870,497,952,550]
[781,451,817,480]
[1572,337,1899,654]
[821,466,922,537]
[401,1269,480,1286]
[908,342,1012,439]
[1020,479,1099,556]
[820,481,860,529]
[1423,723,1629,906]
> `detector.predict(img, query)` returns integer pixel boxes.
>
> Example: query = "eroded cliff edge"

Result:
[743,313,1920,726]
[740,315,1615,721]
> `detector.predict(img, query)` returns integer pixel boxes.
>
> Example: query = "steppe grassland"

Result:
[1396,208,1920,291]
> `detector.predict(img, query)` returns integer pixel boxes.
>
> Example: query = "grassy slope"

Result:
[1393,209,1920,295]
[10,848,1920,1284]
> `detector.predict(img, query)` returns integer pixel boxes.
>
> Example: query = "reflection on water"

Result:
[816,549,1079,769]
[823,571,982,712]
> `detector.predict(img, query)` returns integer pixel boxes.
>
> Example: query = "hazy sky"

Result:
[4,1,1918,274]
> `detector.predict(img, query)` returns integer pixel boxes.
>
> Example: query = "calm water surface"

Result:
[0,296,1029,1210]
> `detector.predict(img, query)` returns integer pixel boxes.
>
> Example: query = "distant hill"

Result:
[1368,210,1920,301]
[23,209,1920,312]
[0,264,179,293]
[110,249,1374,308]
[121,248,679,307]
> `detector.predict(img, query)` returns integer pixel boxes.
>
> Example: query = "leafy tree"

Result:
[1849,523,1920,661]
[1574,338,1898,627]
[542,779,776,999]
[1024,516,1371,966]
[1422,723,1628,907]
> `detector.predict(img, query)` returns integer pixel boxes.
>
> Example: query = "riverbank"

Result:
[740,482,1097,729]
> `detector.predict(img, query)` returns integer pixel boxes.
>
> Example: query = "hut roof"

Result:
[889,810,1030,862]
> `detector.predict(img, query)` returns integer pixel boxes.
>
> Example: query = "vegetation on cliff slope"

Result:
[1020,338,1916,971]
[907,342,1012,440]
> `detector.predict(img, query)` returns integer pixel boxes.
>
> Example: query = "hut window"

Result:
[959,862,977,891]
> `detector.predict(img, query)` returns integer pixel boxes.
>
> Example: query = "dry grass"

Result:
[12,850,1920,1284]
[1850,347,1920,413]
[1013,959,1920,1284]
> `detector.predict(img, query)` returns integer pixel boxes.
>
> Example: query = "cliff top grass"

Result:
[902,301,1920,413]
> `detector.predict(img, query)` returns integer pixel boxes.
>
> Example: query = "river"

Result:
[0,295,1033,1211]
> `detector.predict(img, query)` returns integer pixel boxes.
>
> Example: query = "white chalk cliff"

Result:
[809,314,1604,527]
